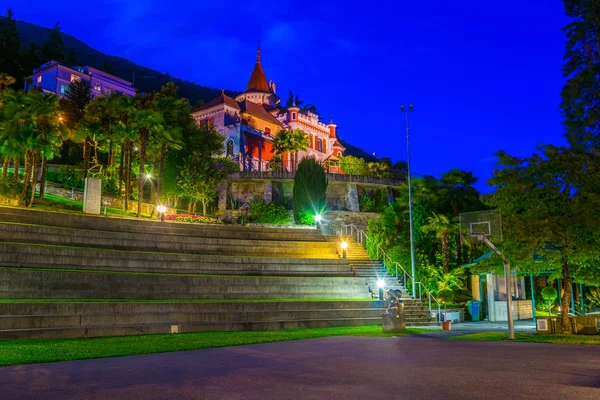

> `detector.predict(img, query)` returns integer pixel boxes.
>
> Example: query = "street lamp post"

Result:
[400,104,417,299]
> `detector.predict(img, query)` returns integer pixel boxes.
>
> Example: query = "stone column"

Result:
[264,180,273,203]
[346,184,359,212]
[217,182,228,211]
[83,177,102,214]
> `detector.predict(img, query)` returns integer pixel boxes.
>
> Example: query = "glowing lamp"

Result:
[156,205,167,213]
[315,214,322,223]
[146,174,152,179]
[376,279,385,289]
[341,241,348,250]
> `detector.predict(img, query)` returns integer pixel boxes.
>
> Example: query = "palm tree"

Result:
[422,212,457,273]
[153,96,185,204]
[132,93,163,216]
[19,89,62,205]
[272,129,309,172]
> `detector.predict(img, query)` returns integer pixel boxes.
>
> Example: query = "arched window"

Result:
[226,140,234,157]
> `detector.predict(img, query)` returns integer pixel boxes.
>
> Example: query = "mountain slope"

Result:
[11,19,239,104]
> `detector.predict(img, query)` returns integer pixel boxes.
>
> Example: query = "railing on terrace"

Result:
[227,171,403,186]
[341,223,442,323]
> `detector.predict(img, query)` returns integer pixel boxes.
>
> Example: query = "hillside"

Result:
[11,18,239,104]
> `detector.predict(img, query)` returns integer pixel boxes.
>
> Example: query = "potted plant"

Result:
[439,288,454,330]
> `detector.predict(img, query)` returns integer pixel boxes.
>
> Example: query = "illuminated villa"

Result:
[191,46,345,172]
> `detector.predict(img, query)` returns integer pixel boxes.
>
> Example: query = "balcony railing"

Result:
[227,169,403,186]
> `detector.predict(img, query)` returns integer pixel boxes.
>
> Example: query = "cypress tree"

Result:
[292,157,328,224]
[0,8,21,84]
[41,22,65,63]
[66,47,77,65]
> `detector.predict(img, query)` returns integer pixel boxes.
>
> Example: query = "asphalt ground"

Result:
[2,333,599,400]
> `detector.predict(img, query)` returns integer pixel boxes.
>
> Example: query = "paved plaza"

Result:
[2,332,599,400]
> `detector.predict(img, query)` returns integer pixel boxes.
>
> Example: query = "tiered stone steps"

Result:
[0,301,385,340]
[0,207,388,339]
[327,236,437,327]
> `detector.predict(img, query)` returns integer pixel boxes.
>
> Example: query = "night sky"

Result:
[9,1,568,191]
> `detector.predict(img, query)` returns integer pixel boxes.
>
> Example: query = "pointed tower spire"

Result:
[329,114,334,124]
[245,43,271,93]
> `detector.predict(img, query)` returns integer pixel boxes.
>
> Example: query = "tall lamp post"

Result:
[400,104,416,299]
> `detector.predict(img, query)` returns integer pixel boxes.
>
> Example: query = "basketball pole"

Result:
[481,237,515,340]
[401,104,416,299]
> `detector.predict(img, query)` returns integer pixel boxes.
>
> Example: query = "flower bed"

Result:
[164,214,223,224]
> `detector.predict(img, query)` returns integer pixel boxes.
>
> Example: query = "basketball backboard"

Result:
[459,210,502,243]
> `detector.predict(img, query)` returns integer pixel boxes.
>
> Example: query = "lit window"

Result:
[70,74,80,83]
[265,127,271,134]
[60,85,68,94]
[318,139,323,152]
[94,82,102,91]
[36,76,42,84]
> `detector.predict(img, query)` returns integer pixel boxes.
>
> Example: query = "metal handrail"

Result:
[340,224,442,322]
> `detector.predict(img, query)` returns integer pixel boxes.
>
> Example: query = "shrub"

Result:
[165,214,222,224]
[359,190,388,212]
[293,157,327,224]
[297,208,315,225]
[250,199,291,224]
[45,165,84,189]
[439,288,454,304]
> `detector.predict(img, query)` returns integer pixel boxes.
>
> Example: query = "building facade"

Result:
[25,61,136,98]
[191,47,345,172]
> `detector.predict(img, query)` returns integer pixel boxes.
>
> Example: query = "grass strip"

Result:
[450,332,600,346]
[0,298,376,303]
[0,326,429,367]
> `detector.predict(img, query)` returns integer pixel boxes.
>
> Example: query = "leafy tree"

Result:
[41,22,64,63]
[339,155,370,175]
[0,8,20,85]
[541,287,558,315]
[292,157,328,224]
[487,145,600,333]
[560,0,600,148]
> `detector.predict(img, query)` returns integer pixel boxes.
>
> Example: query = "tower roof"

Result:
[245,44,271,93]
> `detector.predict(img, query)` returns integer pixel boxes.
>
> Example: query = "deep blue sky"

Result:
[10,1,568,191]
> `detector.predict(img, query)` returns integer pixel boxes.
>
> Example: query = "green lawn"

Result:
[32,194,152,218]
[451,332,600,345]
[0,298,375,303]
[0,326,430,367]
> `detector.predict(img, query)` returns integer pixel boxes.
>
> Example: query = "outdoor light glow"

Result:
[341,241,348,250]
[376,279,385,289]
[156,205,167,213]
[146,174,152,179]
[315,214,322,223]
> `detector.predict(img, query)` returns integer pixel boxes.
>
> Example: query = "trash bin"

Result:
[468,301,481,321]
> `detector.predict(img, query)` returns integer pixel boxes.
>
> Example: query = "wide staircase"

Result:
[0,207,389,340]
[327,236,437,327]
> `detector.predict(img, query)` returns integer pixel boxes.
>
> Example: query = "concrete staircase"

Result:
[327,236,437,327]
[0,206,389,339]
